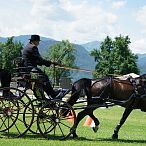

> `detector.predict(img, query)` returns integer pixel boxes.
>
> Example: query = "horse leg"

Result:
[61,91,80,117]
[86,92,100,132]
[89,111,100,133]
[72,108,91,138]
[67,91,80,106]
[112,108,133,139]
[72,106,100,138]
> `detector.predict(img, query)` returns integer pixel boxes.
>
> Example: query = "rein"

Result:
[108,93,135,105]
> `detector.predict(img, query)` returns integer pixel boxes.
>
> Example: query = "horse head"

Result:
[139,74,146,82]
[134,74,146,95]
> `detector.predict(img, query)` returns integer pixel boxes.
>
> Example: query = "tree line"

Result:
[0,35,139,85]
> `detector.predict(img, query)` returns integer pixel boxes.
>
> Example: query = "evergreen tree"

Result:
[90,35,139,77]
[112,35,139,75]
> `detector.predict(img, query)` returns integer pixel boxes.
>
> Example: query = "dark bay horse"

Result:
[67,74,146,139]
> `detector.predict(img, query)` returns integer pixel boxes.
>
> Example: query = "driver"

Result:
[22,34,61,98]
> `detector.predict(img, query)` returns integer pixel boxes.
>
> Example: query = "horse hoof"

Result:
[92,125,99,133]
[112,133,118,140]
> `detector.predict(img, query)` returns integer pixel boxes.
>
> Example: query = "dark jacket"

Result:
[22,43,51,67]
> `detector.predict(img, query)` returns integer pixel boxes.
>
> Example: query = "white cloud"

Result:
[130,38,146,54]
[136,5,146,26]
[30,0,75,21]
[24,0,118,42]
[112,0,126,9]
[0,0,119,42]
[1,0,146,54]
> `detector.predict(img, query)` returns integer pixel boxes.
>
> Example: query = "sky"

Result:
[0,0,146,54]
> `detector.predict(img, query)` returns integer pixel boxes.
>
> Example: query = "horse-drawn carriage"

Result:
[1,57,146,140]
[0,57,76,139]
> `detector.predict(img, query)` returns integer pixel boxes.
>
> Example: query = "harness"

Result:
[128,76,139,96]
[90,77,112,107]
[89,75,146,110]
[93,76,137,106]
[91,77,111,99]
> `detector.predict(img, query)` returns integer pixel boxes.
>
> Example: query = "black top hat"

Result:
[29,35,41,41]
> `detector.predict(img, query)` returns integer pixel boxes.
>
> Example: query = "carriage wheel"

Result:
[0,97,19,132]
[37,99,76,140]
[23,98,44,134]
[0,87,34,138]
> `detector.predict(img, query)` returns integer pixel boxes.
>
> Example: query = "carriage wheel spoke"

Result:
[35,127,39,133]
[44,124,55,134]
[0,116,8,130]
[41,121,47,133]
[58,123,65,137]
[53,126,56,136]
[59,121,71,129]
[13,122,21,134]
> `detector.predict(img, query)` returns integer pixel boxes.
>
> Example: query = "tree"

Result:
[44,40,76,86]
[0,37,23,73]
[90,35,139,77]
[112,35,139,75]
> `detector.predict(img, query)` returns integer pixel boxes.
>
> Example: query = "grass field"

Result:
[1,106,146,146]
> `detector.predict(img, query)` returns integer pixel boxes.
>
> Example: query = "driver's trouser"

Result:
[34,68,57,98]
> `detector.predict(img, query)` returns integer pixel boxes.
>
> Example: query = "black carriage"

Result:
[0,57,76,140]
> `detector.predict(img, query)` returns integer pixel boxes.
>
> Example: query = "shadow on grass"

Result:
[1,132,146,144]
[75,137,146,144]
[0,132,43,139]
[97,137,146,144]
[0,132,72,141]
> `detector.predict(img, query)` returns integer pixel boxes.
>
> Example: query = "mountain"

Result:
[72,44,95,80]
[137,54,146,74]
[137,53,146,59]
[0,35,60,56]
[0,37,7,42]
[0,35,96,81]
[81,41,101,52]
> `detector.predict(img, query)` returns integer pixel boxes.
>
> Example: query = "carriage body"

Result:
[0,57,76,140]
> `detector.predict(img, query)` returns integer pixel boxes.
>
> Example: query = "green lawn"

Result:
[1,106,146,146]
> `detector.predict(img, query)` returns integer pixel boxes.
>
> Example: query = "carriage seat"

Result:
[13,57,46,83]
[13,57,32,81]
[12,73,31,82]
